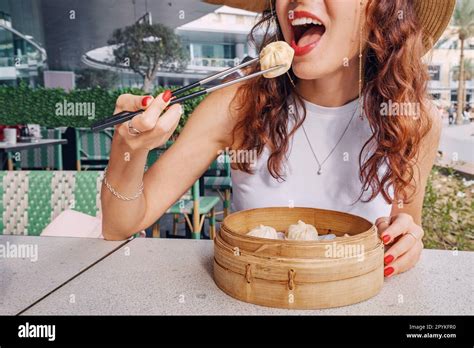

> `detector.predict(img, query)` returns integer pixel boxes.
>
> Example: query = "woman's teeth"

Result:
[290,18,323,26]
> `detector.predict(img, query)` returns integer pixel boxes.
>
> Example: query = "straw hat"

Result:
[204,0,455,54]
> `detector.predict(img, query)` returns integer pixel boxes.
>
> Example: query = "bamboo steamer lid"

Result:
[213,207,384,309]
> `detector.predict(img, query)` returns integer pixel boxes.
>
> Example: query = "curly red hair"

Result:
[231,0,432,204]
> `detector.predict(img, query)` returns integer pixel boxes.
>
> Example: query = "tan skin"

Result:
[102,0,442,278]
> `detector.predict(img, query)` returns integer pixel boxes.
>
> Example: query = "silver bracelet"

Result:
[103,166,144,201]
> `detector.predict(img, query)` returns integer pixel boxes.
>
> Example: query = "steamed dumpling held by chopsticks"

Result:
[259,41,295,78]
[286,220,319,241]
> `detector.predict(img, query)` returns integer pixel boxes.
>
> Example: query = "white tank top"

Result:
[230,98,393,223]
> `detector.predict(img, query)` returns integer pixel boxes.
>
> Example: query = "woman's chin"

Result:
[292,63,328,81]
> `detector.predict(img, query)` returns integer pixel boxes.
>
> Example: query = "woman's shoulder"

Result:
[184,81,246,146]
[196,81,245,118]
[417,99,443,164]
[424,100,443,140]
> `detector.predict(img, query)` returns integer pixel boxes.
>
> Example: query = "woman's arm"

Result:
[101,86,240,240]
[375,105,442,277]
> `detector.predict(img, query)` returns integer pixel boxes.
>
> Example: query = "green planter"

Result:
[0,84,205,131]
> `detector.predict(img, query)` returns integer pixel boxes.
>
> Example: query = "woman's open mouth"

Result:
[289,10,326,56]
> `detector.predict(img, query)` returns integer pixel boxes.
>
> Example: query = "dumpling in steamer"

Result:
[259,41,295,78]
[247,224,279,240]
[276,232,286,240]
[287,220,319,241]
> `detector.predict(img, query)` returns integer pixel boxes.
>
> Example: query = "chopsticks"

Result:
[91,57,280,132]
[170,57,258,96]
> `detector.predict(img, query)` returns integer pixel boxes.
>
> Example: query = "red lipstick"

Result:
[289,10,324,23]
[291,40,319,56]
[289,10,326,57]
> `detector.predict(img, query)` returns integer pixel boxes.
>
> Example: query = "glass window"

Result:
[0,27,14,64]
[428,65,441,81]
[202,44,215,58]
[192,43,236,59]
[223,45,235,59]
[451,91,457,102]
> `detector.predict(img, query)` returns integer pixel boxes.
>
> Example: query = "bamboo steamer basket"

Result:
[213,207,384,309]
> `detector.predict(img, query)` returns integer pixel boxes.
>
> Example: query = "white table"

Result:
[0,139,67,152]
[0,139,67,169]
[0,235,127,315]
[21,238,474,315]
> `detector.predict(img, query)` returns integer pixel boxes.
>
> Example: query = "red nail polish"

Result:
[141,96,152,107]
[382,235,391,244]
[162,90,172,102]
[384,254,394,264]
[384,267,394,277]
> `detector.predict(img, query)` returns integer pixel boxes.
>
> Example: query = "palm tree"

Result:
[452,59,473,121]
[452,0,474,124]
[452,59,474,82]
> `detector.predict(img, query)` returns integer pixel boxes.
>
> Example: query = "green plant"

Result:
[452,59,474,82]
[0,83,205,130]
[422,167,473,251]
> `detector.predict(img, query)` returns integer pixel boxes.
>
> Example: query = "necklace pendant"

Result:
[317,168,322,175]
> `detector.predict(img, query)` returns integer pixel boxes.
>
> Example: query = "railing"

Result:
[188,57,240,69]
[0,56,39,68]
[83,54,245,74]
[0,22,47,63]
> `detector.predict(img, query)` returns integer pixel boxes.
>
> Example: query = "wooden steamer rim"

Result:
[220,207,379,258]
[214,235,384,283]
[213,207,384,309]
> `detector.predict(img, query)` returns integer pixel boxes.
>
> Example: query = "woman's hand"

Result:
[113,91,182,151]
[375,213,424,278]
[101,91,182,239]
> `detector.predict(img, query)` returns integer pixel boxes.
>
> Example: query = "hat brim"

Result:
[204,0,268,13]
[414,0,456,53]
[203,0,456,54]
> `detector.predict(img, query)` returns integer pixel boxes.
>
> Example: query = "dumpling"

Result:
[276,232,286,240]
[247,224,279,239]
[259,41,295,78]
[286,220,318,241]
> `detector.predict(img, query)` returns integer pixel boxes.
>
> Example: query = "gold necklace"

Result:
[301,100,360,175]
